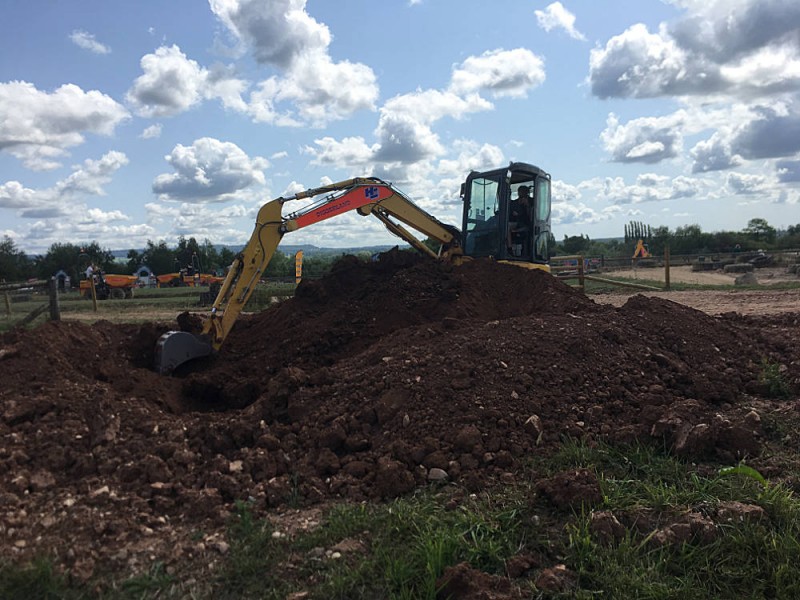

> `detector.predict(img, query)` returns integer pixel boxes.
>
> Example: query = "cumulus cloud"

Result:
[577,173,708,206]
[0,81,129,170]
[152,137,268,202]
[726,171,768,195]
[251,51,378,126]
[69,30,111,54]
[731,104,800,159]
[144,201,253,244]
[601,112,685,163]
[209,0,330,68]
[304,47,544,176]
[690,131,741,173]
[126,45,247,117]
[209,0,379,127]
[589,0,800,100]
[449,49,546,98]
[0,151,128,219]
[688,100,800,172]
[535,2,586,41]
[139,124,162,139]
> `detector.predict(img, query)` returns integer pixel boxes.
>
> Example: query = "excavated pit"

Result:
[1,248,799,578]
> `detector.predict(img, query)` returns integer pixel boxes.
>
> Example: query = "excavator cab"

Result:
[461,162,551,266]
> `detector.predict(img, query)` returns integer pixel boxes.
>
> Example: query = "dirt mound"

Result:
[1,251,798,578]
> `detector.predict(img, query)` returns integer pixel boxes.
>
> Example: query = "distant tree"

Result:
[561,234,591,254]
[263,251,293,277]
[36,241,113,283]
[0,236,33,282]
[125,249,143,274]
[175,236,203,271]
[218,247,236,272]
[624,220,651,245]
[743,218,776,245]
[140,240,177,276]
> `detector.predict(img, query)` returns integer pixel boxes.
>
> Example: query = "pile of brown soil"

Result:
[1,250,798,580]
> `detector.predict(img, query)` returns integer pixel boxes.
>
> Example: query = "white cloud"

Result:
[69,30,111,54]
[251,50,378,127]
[726,171,767,194]
[687,99,800,172]
[577,173,709,206]
[690,131,741,173]
[209,0,379,127]
[589,1,800,100]
[601,112,685,164]
[139,124,163,139]
[209,0,330,69]
[0,151,128,220]
[305,136,377,167]
[152,137,268,202]
[126,45,248,118]
[535,2,586,41]
[0,81,129,170]
[144,201,252,245]
[56,151,129,197]
[449,49,546,98]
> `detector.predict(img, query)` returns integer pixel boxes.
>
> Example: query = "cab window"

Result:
[535,178,551,222]
[464,177,500,254]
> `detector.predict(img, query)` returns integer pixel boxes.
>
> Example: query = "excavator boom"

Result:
[155,178,462,374]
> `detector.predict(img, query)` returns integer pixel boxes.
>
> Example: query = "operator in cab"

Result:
[507,185,532,257]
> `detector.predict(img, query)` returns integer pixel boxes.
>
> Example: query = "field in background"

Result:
[0,282,297,331]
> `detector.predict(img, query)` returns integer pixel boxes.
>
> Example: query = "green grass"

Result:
[5,439,794,598]
[759,358,793,399]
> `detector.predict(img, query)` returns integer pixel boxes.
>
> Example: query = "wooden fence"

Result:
[551,254,666,292]
[1,278,61,327]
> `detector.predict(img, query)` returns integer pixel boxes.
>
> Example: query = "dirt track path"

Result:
[595,265,799,316]
[594,288,800,316]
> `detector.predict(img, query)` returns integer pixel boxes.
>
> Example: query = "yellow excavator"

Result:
[155,162,552,373]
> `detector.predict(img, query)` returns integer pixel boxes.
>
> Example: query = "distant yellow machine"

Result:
[632,239,650,258]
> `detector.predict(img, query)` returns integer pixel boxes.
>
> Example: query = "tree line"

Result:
[557,218,800,258]
[2,218,799,284]
[0,235,372,285]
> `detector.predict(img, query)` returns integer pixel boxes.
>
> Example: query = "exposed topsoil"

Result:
[1,249,799,583]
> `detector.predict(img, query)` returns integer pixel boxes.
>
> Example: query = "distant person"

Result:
[507,185,532,256]
[85,264,94,279]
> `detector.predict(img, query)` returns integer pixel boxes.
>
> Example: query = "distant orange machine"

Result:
[156,272,225,287]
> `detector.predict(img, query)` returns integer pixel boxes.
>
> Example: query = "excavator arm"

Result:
[155,178,462,373]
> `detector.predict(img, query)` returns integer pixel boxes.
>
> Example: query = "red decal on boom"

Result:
[294,185,393,229]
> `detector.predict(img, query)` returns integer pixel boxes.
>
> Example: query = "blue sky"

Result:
[1,0,799,253]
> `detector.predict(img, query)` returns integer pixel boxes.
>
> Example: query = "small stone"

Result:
[428,468,448,481]
[90,486,110,497]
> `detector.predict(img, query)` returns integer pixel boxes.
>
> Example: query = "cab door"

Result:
[462,175,503,257]
[532,176,551,262]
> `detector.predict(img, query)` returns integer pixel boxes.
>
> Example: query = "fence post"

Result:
[578,254,585,290]
[48,277,61,321]
[664,246,671,291]
[3,291,10,316]
[90,278,98,312]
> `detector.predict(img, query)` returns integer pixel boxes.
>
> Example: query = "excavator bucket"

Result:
[154,331,214,374]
